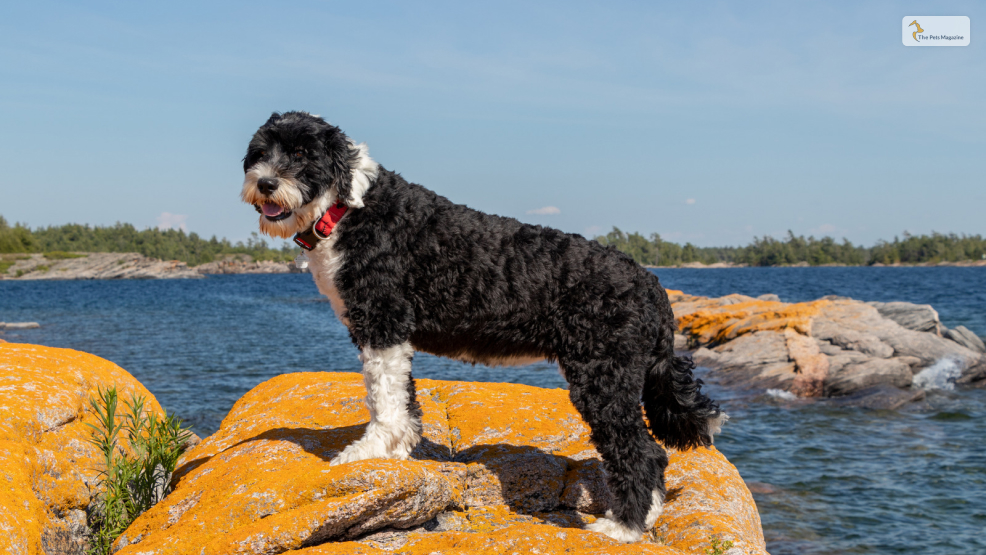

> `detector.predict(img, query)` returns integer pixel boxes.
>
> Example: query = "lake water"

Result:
[1,267,984,555]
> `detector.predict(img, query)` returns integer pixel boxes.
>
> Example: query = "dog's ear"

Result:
[333,167,354,207]
[264,112,282,127]
[320,126,360,207]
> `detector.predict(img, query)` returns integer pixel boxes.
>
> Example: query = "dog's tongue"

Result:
[261,203,284,217]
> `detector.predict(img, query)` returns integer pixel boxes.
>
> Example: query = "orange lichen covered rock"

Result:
[675,297,829,346]
[659,447,765,553]
[0,343,170,555]
[118,372,767,555]
[0,440,47,555]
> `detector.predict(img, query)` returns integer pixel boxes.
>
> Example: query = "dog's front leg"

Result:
[330,342,423,465]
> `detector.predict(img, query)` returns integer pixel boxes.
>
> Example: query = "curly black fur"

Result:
[243,112,724,537]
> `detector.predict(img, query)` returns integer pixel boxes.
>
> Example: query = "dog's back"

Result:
[334,168,671,368]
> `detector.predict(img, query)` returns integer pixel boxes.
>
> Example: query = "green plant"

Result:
[35,265,49,273]
[705,535,734,555]
[85,387,193,554]
[0,260,13,274]
[44,251,87,259]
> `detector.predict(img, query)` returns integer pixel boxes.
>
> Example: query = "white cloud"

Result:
[526,206,561,215]
[811,223,839,235]
[157,212,188,231]
[685,198,696,205]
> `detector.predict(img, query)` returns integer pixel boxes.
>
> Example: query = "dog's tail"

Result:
[643,353,727,450]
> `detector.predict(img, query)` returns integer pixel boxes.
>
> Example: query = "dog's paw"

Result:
[329,426,416,466]
[585,511,643,543]
[329,438,390,466]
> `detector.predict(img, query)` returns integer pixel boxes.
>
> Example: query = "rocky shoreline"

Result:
[0,252,303,280]
[4,252,984,280]
[648,259,986,269]
[670,290,986,408]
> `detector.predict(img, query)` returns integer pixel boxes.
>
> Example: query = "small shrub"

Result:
[44,251,87,259]
[16,269,25,277]
[705,535,734,555]
[0,260,13,274]
[35,265,49,273]
[85,387,193,554]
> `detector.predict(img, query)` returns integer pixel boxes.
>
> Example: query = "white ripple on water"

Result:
[766,388,799,400]
[913,358,963,391]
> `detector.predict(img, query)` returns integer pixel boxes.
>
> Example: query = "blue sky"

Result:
[1,1,982,247]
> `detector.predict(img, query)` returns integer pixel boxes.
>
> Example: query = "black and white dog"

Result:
[241,112,725,543]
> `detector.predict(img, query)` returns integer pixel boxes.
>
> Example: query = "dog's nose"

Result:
[257,177,279,195]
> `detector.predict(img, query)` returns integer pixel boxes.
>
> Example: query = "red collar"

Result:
[293,202,348,251]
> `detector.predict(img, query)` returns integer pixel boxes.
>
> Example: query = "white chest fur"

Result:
[307,232,349,326]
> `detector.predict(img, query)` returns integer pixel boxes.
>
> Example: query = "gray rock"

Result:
[694,332,797,391]
[823,351,871,375]
[944,326,986,353]
[956,359,986,385]
[195,257,301,274]
[824,358,913,397]
[814,339,846,356]
[895,356,925,372]
[867,301,941,334]
[8,252,203,280]
[814,302,984,380]
[812,319,894,358]
[2,322,41,330]
[757,294,781,302]
[41,508,88,555]
[682,295,986,398]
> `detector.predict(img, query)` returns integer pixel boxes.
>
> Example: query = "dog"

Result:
[241,111,725,542]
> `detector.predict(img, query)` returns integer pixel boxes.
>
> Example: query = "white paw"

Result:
[586,512,643,543]
[329,425,416,466]
[645,490,664,528]
[330,441,385,465]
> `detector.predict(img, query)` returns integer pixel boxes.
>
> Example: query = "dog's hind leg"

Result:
[330,342,423,465]
[565,358,668,543]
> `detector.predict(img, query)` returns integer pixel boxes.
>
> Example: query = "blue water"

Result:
[1,268,984,555]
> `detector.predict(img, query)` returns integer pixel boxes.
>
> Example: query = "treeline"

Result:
[0,215,298,266]
[4,215,984,268]
[595,227,986,267]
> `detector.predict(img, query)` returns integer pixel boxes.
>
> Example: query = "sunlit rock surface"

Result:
[116,372,767,555]
[0,343,171,555]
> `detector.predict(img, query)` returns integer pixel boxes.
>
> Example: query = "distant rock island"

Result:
[0,252,304,280]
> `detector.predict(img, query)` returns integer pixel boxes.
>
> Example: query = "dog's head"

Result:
[241,111,378,238]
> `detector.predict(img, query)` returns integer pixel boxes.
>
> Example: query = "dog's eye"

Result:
[293,150,304,159]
